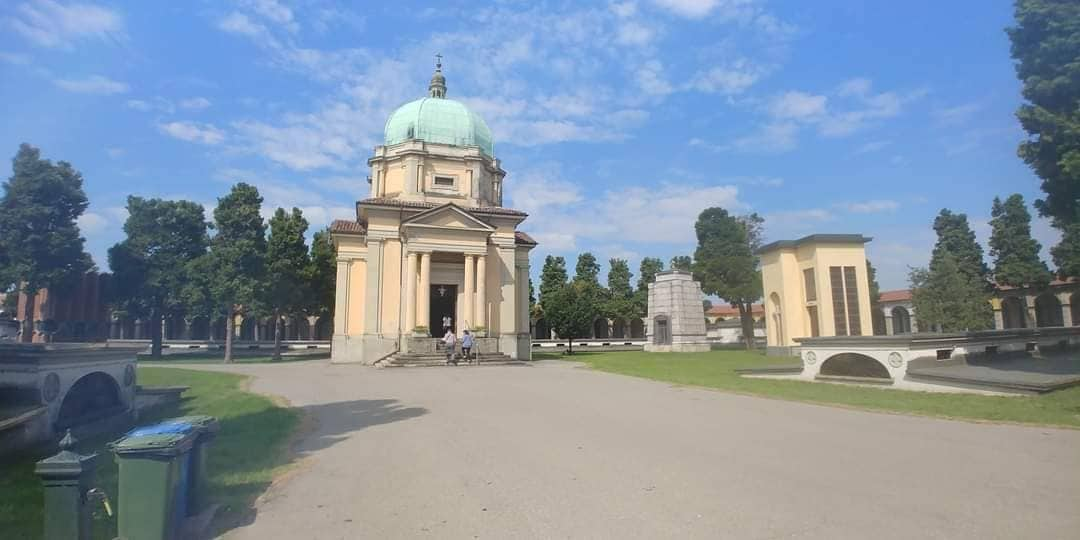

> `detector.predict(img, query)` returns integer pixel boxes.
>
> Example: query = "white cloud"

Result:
[214,168,354,229]
[158,121,226,145]
[179,97,212,110]
[934,101,982,126]
[242,0,298,33]
[217,12,273,43]
[855,140,891,154]
[838,200,900,213]
[725,122,799,153]
[651,0,723,19]
[688,59,762,94]
[7,0,124,49]
[105,147,124,159]
[616,20,657,46]
[769,91,827,120]
[837,77,872,97]
[0,51,30,64]
[311,175,368,194]
[77,211,108,234]
[126,97,174,113]
[53,75,128,94]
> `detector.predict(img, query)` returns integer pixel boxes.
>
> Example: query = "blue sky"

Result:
[0,0,1052,291]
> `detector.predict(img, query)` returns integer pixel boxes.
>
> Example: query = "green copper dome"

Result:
[383,64,494,156]
[384,97,494,157]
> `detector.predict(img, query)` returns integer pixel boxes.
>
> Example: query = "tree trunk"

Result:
[20,289,35,343]
[150,307,163,358]
[738,302,754,350]
[568,337,574,355]
[224,306,234,364]
[272,309,282,362]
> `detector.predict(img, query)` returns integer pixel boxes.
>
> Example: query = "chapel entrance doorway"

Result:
[430,284,457,336]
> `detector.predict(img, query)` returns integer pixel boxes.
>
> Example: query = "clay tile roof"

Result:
[330,219,366,235]
[358,197,528,217]
[515,231,537,245]
[878,289,912,302]
[706,303,764,317]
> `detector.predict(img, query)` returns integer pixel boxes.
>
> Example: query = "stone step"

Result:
[381,352,518,368]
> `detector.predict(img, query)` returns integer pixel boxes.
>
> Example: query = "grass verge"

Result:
[138,350,329,363]
[549,349,1080,428]
[0,367,299,539]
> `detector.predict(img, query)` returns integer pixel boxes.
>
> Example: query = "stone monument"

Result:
[645,270,710,352]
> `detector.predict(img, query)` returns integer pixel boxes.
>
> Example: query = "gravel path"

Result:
[160,359,1080,539]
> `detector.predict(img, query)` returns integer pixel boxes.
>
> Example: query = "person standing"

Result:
[461,329,474,363]
[442,328,457,365]
[442,314,453,335]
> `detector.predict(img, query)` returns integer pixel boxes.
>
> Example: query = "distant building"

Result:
[14,272,110,343]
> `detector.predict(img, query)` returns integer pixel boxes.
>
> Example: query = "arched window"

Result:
[1035,293,1063,327]
[891,306,912,334]
[1001,297,1026,329]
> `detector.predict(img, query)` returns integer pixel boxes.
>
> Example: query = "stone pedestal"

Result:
[644,270,710,353]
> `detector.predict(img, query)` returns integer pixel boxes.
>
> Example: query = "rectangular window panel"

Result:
[808,306,820,337]
[803,268,817,302]
[830,266,848,336]
[433,175,454,187]
[844,266,861,336]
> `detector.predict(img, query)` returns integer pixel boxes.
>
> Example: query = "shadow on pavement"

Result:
[213,398,427,538]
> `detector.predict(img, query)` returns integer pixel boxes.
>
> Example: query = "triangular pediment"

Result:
[402,203,495,232]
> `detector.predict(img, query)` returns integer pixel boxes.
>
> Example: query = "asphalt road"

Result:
[168,359,1080,539]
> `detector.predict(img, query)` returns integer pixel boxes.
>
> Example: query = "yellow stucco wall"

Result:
[761,239,872,347]
[345,259,366,335]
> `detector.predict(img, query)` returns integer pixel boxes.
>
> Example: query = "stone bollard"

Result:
[34,429,99,540]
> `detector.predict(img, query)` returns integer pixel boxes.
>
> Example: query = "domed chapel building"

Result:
[329,62,536,363]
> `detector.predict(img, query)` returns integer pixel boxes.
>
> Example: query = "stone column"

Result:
[1026,294,1038,327]
[1062,300,1073,327]
[405,252,418,333]
[365,241,383,334]
[884,314,894,336]
[308,316,318,340]
[333,260,350,335]
[418,252,431,332]
[517,266,529,334]
[464,255,475,330]
[475,254,487,329]
[405,157,418,195]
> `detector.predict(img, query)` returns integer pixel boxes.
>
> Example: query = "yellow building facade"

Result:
[329,64,536,364]
[758,235,873,355]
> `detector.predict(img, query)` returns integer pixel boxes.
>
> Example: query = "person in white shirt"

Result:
[442,329,457,365]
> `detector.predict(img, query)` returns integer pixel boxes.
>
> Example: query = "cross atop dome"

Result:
[429,53,446,98]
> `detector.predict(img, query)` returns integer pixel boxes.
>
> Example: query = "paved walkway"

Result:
[165,360,1080,539]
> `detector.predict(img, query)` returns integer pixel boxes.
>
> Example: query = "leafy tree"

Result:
[574,252,601,287]
[634,257,664,316]
[543,279,600,354]
[604,258,637,326]
[738,213,765,250]
[931,209,989,282]
[989,194,1052,288]
[1007,1,1080,272]
[691,207,762,349]
[0,144,91,342]
[538,255,568,310]
[670,255,692,272]
[263,207,311,361]
[910,253,993,332]
[186,183,267,363]
[867,259,885,335]
[108,196,209,357]
[702,299,713,313]
[636,257,664,291]
[307,228,336,320]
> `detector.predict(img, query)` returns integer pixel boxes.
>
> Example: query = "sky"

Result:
[0,0,1055,292]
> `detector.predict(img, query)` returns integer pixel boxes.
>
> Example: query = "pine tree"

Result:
[538,255,568,310]
[264,207,311,361]
[930,209,989,283]
[1007,0,1080,273]
[867,259,885,335]
[185,183,267,363]
[636,257,664,291]
[308,228,336,321]
[108,196,209,356]
[574,252,601,286]
[604,258,637,328]
[0,144,91,342]
[910,253,993,332]
[989,194,1052,288]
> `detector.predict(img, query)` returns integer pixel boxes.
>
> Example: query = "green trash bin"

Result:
[159,415,220,515]
[109,423,198,540]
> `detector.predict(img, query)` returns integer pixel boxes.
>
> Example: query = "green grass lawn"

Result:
[0,367,299,539]
[544,349,1080,428]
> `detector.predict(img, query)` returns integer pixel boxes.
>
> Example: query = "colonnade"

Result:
[402,251,487,334]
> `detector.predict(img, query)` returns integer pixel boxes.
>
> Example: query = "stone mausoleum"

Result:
[645,270,710,352]
[329,62,536,364]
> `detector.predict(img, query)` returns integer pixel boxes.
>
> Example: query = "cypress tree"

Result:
[989,194,1051,288]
